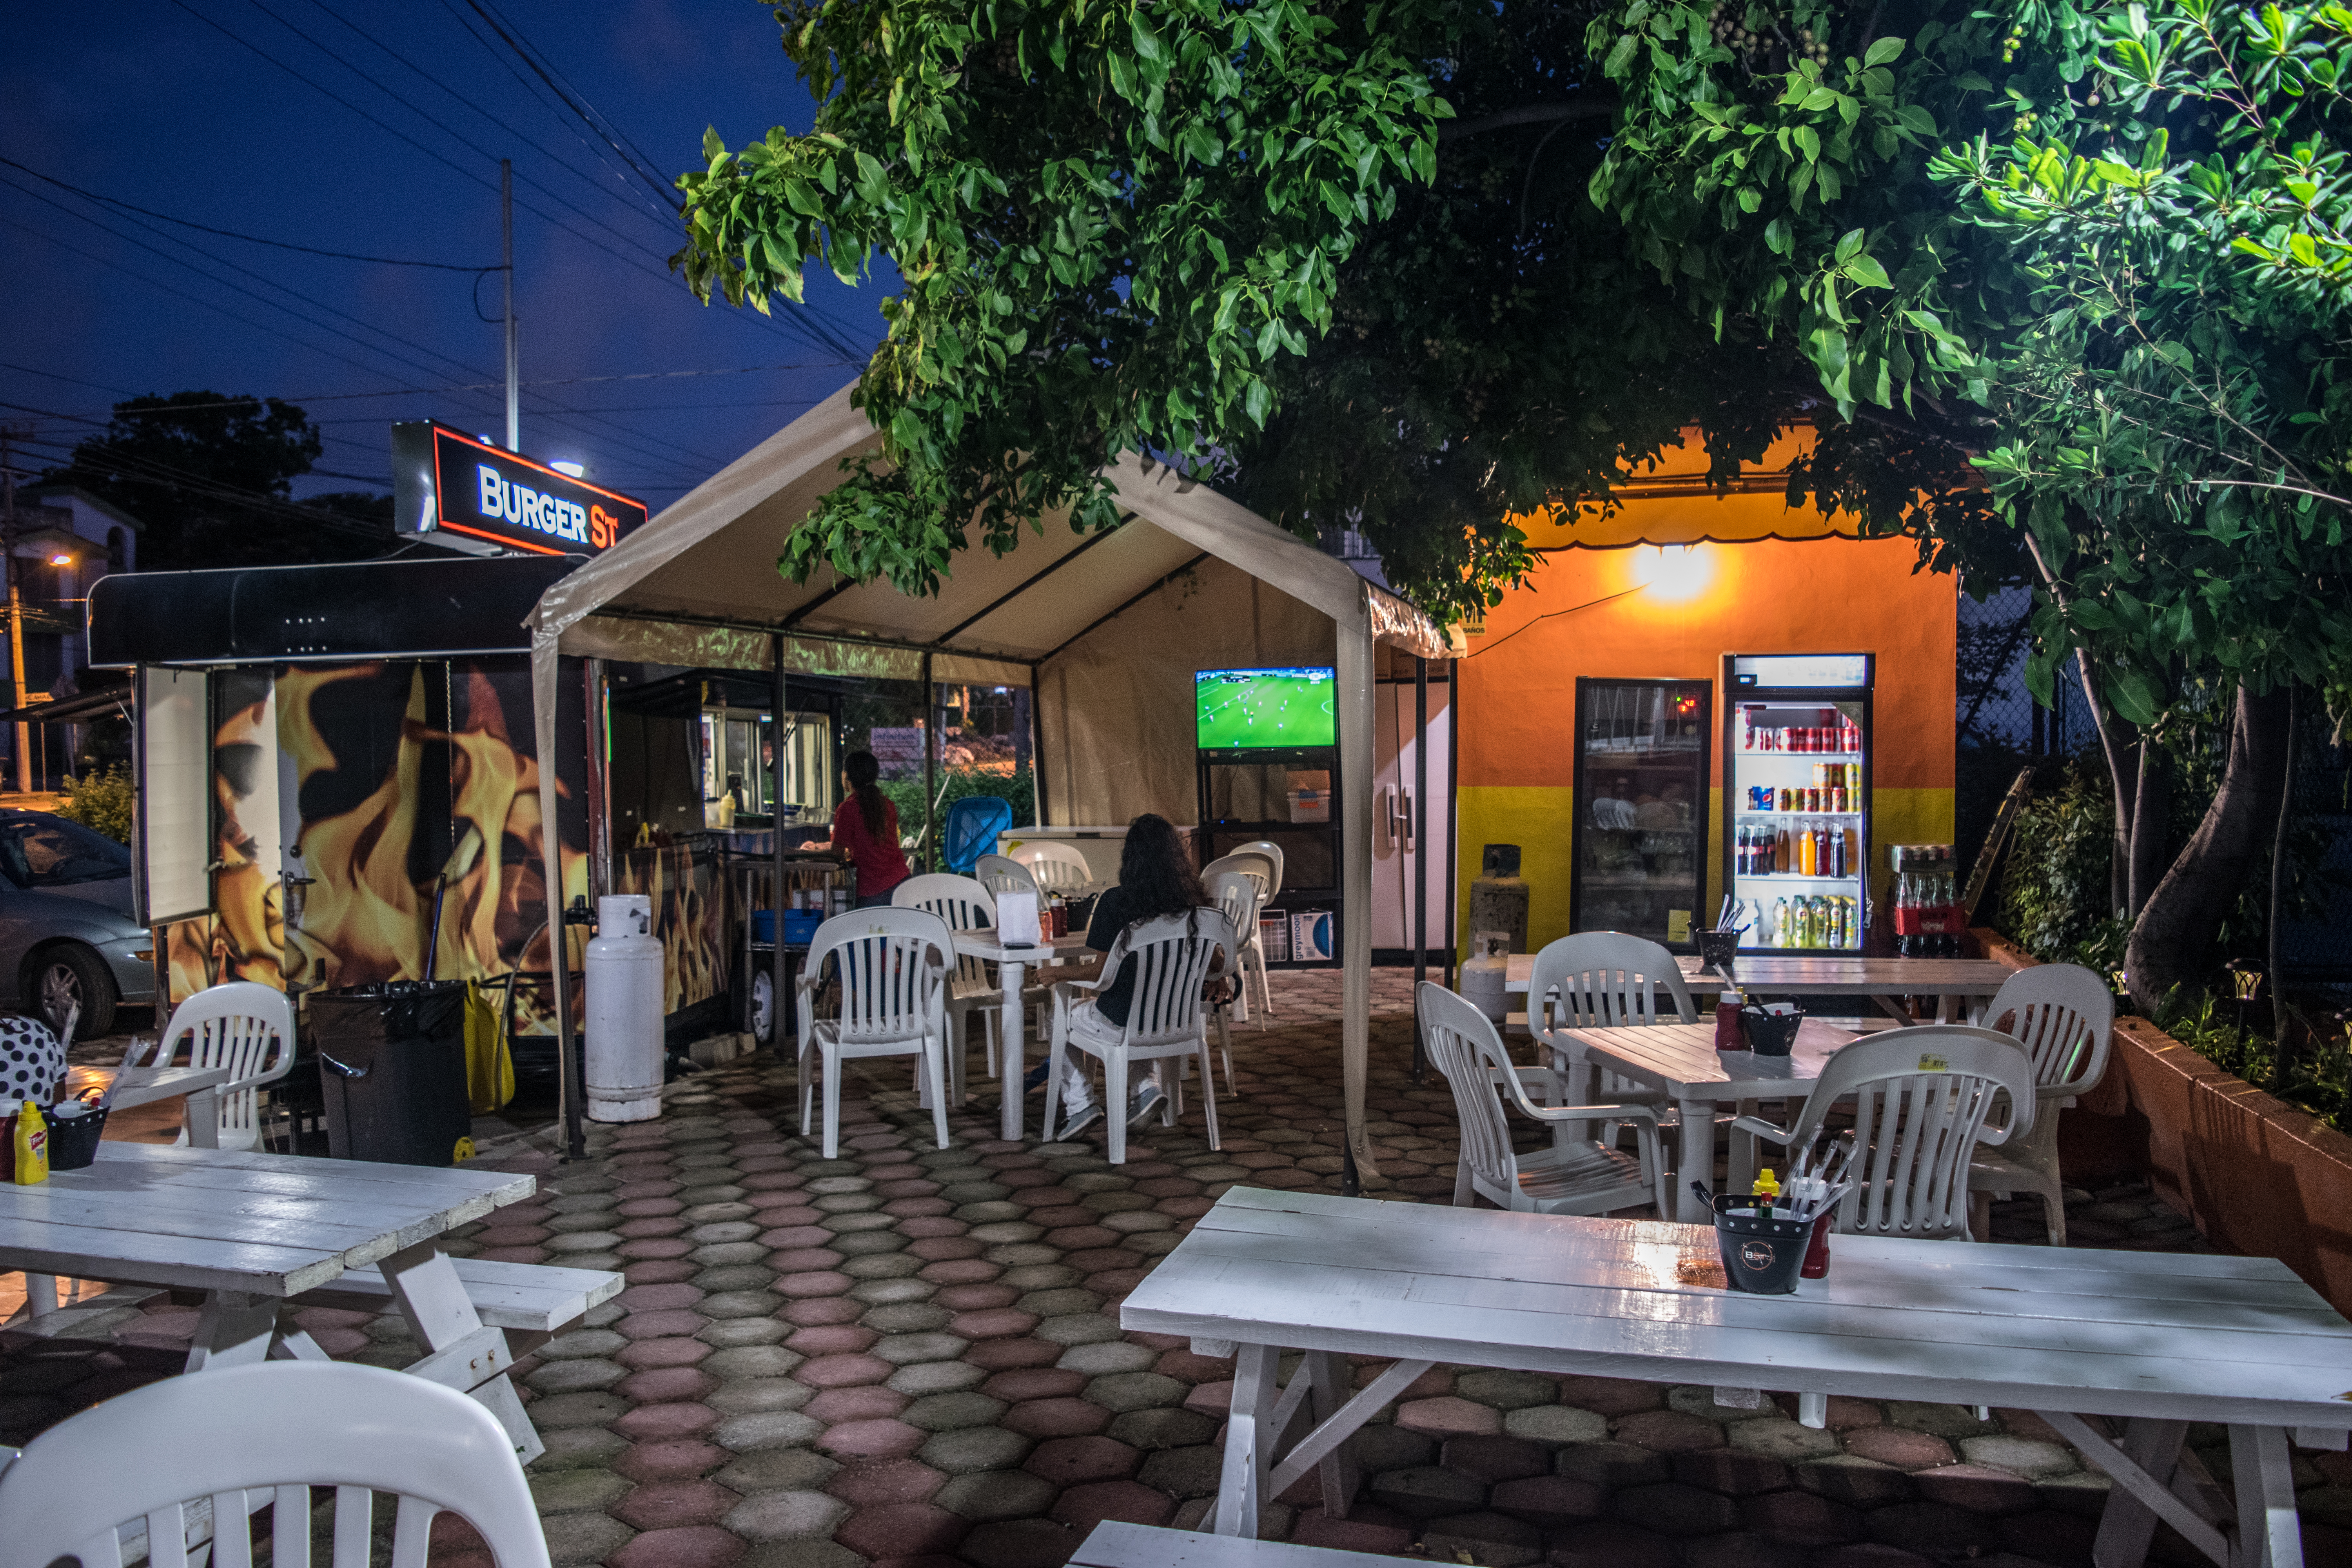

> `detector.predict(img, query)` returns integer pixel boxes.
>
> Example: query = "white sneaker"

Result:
[1127,1082,1166,1128]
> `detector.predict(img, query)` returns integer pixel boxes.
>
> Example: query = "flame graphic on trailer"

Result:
[161,659,590,1033]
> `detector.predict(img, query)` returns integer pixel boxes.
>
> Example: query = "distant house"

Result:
[4,486,143,783]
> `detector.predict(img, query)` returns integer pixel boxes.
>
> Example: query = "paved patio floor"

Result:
[5,971,2348,1567]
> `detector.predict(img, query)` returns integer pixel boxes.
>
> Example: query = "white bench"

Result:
[287,1256,623,1351]
[1074,1521,1416,1568]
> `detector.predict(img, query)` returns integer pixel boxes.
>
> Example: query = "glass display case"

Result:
[1568,678,1712,950]
[1721,653,1875,952]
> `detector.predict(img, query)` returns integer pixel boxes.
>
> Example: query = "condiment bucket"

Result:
[46,1105,107,1171]
[1740,1005,1805,1056]
[1712,1195,1811,1294]
[1695,929,1740,974]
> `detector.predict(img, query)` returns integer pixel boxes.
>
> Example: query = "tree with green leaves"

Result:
[675,0,2352,1011]
[44,391,394,570]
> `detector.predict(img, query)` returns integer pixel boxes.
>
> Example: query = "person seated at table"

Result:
[823,751,911,908]
[1033,813,1220,1138]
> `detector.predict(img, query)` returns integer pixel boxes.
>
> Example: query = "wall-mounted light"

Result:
[1631,544,1715,603]
[47,553,73,567]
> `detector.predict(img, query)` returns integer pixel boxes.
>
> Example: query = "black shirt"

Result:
[1085,885,1214,1027]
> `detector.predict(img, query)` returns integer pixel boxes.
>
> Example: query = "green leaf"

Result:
[1841,254,1891,288]
[2106,668,2162,726]
[1864,36,1905,65]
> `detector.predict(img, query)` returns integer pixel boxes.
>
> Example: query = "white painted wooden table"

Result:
[0,1143,551,1460]
[949,927,1092,1140]
[1504,953,2012,1025]
[1555,1020,1857,1221]
[1124,1187,2352,1568]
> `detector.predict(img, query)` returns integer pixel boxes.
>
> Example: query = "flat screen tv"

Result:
[1196,666,1337,750]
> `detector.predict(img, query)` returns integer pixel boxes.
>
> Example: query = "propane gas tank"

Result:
[585,894,664,1122]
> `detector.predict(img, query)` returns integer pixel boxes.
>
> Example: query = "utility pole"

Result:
[0,427,27,797]
[503,159,520,452]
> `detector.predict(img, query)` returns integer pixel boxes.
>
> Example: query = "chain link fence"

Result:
[1956,581,2352,996]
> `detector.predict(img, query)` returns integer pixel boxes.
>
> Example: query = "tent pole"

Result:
[1412,655,1428,1082]
[1339,616,1377,1183]
[773,635,789,1057]
[532,632,585,1160]
[584,659,610,905]
[1028,662,1047,828]
[921,652,936,871]
[1445,659,1460,991]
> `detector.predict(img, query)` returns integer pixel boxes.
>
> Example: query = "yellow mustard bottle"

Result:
[14,1099,49,1184]
[1749,1166,1780,1207]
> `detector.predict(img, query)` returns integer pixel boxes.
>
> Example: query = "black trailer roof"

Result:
[88,552,583,668]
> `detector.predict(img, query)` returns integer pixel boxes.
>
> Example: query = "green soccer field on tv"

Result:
[1195,667,1337,750]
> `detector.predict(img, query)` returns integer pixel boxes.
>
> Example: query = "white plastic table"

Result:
[0,1143,550,1460]
[949,927,1092,1140]
[1554,1019,1856,1221]
[1504,953,2013,1025]
[1124,1186,2352,1568]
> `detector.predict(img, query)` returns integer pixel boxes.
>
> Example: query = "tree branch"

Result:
[1437,101,1616,142]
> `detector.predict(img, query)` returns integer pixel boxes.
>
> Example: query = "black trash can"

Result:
[310,981,470,1167]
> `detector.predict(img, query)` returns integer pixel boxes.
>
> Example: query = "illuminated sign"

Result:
[391,421,647,557]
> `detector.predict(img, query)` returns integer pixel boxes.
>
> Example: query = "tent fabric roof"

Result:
[526,383,1448,666]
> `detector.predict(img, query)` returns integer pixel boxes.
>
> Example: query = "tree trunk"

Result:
[2073,650,2137,918]
[2127,739,2169,918]
[2125,685,2294,1013]
[2270,685,2297,1050]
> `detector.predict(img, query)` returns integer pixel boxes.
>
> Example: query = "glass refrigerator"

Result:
[1720,653,1874,953]
[1569,678,1712,951]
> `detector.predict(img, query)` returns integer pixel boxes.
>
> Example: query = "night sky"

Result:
[3,0,885,513]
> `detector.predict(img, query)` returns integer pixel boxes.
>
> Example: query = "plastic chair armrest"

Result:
[1521,1101,1659,1125]
[1730,1113,1799,1145]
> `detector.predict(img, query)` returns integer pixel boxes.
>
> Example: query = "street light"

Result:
[47,553,71,567]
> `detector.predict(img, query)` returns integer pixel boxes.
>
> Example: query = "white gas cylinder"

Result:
[1459,929,1513,1023]
[585,894,664,1122]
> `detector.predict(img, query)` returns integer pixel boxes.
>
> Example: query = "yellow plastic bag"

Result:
[463,979,516,1114]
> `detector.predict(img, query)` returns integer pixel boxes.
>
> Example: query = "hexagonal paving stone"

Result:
[1421,1509,1544,1568]
[1083,1372,1186,1413]
[1396,1397,1503,1439]
[1108,1407,1221,1451]
[1025,1435,1141,1486]
[936,1468,1060,1521]
[1368,1465,1489,1519]
[1136,1444,1228,1500]
[1726,1416,1843,1462]
[713,1448,840,1495]
[1958,1434,2079,1479]
[1454,1370,1560,1412]
[904,1390,1010,1432]
[713,1410,824,1452]
[919,1425,1036,1475]
[528,1468,634,1514]
[1614,1481,1741,1537]
[1502,1405,1609,1446]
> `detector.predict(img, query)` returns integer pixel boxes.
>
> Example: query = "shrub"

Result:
[54,763,134,844]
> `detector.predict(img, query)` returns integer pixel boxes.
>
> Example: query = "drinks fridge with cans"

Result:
[1721,653,1873,953]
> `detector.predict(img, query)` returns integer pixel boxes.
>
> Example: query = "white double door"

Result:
[1371,678,1453,955]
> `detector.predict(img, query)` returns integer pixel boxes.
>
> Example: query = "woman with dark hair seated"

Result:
[828,750,911,908]
[1042,813,1218,1138]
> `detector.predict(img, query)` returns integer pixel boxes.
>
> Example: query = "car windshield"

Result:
[0,816,131,887]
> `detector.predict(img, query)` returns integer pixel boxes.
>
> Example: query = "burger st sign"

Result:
[392,421,648,557]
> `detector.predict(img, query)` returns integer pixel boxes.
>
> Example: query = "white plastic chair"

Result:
[797,907,954,1158]
[0,1359,551,1568]
[1010,841,1096,895]
[1966,963,2114,1244]
[1419,982,1666,1217]
[1233,840,1287,902]
[1202,869,1266,1091]
[1201,852,1276,1020]
[1732,1025,2036,1242]
[1527,932,1699,1144]
[117,981,297,1152]
[974,853,1040,902]
[1043,909,1235,1164]
[891,873,1052,1102]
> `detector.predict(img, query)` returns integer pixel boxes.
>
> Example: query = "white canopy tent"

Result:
[524,383,1447,1168]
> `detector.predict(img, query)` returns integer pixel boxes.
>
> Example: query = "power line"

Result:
[0,359,853,419]
[0,156,494,270]
[462,0,679,213]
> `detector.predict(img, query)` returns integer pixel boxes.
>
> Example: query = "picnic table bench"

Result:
[1123,1186,2352,1568]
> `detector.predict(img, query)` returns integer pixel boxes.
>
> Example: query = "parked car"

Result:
[0,808,154,1037]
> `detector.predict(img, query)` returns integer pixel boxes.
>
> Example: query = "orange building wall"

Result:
[1455,536,1956,952]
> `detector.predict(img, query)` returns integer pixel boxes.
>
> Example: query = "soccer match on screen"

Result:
[1194,666,1338,749]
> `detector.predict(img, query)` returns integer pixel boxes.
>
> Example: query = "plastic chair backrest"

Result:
[891,874,997,991]
[1788,1025,2037,1240]
[1419,981,1536,1199]
[974,853,1040,901]
[1984,963,2114,1094]
[806,907,952,1044]
[158,981,297,1147]
[1233,840,1287,902]
[0,1359,552,1568]
[1201,852,1273,902]
[1205,870,1262,953]
[1095,909,1235,1050]
[1527,932,1697,1031]
[941,797,1014,875]
[1011,842,1094,895]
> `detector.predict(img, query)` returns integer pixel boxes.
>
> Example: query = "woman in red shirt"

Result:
[831,750,911,906]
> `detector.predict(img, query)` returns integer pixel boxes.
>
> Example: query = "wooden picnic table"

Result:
[1504,952,2013,1026]
[1124,1186,2352,1568]
[949,927,1092,1140]
[0,1143,556,1461]
[1554,1019,1857,1221]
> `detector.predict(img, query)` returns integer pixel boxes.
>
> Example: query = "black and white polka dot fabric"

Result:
[0,1014,65,1109]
